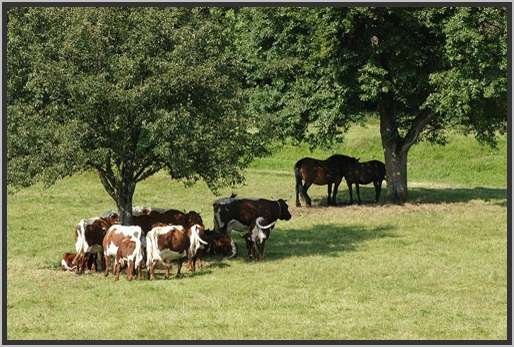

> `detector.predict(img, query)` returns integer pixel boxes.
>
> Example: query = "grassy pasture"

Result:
[6,122,508,340]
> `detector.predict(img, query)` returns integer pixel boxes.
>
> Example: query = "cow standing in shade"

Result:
[145,222,207,280]
[213,195,292,260]
[73,213,119,273]
[103,225,144,281]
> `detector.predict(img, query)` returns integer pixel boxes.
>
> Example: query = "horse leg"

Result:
[327,183,333,206]
[302,183,313,207]
[347,181,353,204]
[332,178,341,206]
[356,183,361,204]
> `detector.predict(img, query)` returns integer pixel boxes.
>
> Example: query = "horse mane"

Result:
[326,154,358,161]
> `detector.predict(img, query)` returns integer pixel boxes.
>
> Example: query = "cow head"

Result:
[185,211,204,228]
[277,199,292,221]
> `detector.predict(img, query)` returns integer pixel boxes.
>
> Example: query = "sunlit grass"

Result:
[6,123,507,340]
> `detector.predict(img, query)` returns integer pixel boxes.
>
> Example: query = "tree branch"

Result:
[93,153,119,201]
[135,165,163,182]
[133,155,161,181]
[97,170,118,201]
[401,111,436,153]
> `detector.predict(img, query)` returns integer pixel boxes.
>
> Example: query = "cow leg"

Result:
[104,255,110,277]
[114,259,120,281]
[176,261,183,278]
[356,183,361,204]
[245,237,253,259]
[374,180,382,202]
[347,181,353,204]
[127,260,134,281]
[165,264,170,279]
[327,183,333,206]
[149,262,155,280]
[302,182,313,207]
[186,258,195,272]
[258,240,267,260]
[332,178,341,206]
[137,263,143,280]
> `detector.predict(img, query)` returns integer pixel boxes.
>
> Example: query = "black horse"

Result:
[345,160,386,204]
[294,154,358,207]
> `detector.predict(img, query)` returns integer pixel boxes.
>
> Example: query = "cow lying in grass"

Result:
[145,223,207,280]
[61,252,97,272]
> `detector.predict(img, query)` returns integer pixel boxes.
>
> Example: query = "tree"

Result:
[7,7,266,224]
[237,7,507,202]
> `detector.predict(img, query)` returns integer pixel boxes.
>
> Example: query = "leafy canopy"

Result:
[237,7,507,148]
[8,8,266,196]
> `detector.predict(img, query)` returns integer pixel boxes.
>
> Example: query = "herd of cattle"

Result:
[61,195,292,280]
[61,153,385,281]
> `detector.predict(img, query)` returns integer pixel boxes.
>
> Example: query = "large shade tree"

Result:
[237,7,508,202]
[7,7,266,224]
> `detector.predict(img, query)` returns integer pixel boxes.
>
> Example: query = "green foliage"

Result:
[7,8,267,197]
[237,7,507,148]
[424,7,508,146]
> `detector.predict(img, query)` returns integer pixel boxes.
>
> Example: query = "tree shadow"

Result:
[309,186,506,206]
[258,223,396,260]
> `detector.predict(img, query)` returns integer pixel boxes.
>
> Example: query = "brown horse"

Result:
[345,160,386,204]
[294,154,358,207]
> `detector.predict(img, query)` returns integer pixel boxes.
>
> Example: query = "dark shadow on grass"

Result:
[259,223,396,260]
[203,261,231,269]
[309,186,506,206]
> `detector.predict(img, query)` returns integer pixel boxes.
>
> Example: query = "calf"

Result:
[213,195,291,260]
[73,213,119,273]
[61,252,97,272]
[187,230,238,271]
[146,223,207,280]
[103,225,144,281]
[344,160,386,204]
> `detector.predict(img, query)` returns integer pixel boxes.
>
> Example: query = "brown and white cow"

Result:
[132,207,188,235]
[145,222,207,280]
[213,195,292,260]
[73,213,119,273]
[103,225,144,281]
[61,252,97,272]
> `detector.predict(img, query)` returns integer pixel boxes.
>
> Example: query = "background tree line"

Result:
[7,6,508,223]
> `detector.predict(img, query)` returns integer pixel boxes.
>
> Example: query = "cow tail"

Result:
[72,221,85,265]
[189,225,208,258]
[146,231,156,269]
[133,228,143,269]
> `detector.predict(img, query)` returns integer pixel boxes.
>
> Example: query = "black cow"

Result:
[213,195,292,260]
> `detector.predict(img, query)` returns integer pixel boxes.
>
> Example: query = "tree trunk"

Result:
[379,100,409,203]
[383,145,408,203]
[117,176,135,225]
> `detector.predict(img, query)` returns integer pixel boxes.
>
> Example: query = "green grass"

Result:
[6,122,507,340]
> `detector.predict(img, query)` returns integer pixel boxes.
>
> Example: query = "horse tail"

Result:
[294,161,303,197]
